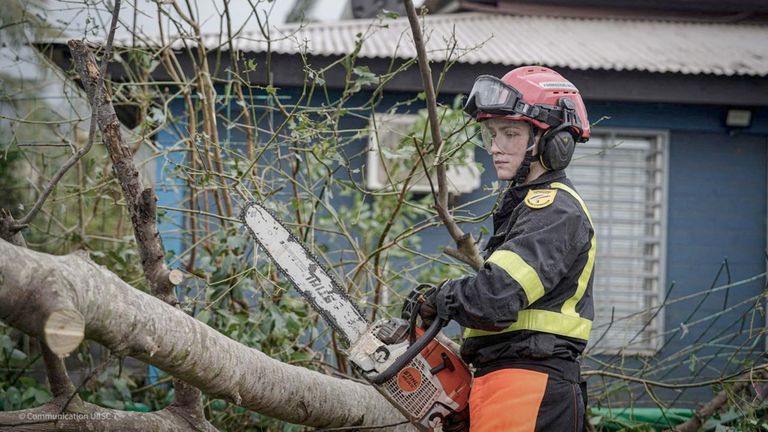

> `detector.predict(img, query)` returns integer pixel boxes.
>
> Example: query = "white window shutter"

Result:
[569,130,667,354]
[366,113,481,195]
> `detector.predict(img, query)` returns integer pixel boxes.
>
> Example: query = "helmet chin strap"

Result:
[511,124,537,186]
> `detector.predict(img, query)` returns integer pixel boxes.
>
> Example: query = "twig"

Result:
[584,363,768,390]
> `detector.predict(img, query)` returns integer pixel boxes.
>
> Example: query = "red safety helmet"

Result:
[463,66,590,171]
[464,66,590,141]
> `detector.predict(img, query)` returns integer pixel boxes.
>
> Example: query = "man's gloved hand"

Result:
[442,407,470,432]
[417,284,440,328]
[400,283,442,329]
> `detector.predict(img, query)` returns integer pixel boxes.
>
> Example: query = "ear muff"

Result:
[538,125,576,171]
[537,97,580,171]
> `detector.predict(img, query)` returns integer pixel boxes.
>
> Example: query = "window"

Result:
[568,129,668,354]
[366,113,481,195]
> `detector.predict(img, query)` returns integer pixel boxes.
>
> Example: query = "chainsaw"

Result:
[241,202,471,431]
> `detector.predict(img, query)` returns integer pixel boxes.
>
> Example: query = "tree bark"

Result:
[0,239,406,429]
[69,35,210,420]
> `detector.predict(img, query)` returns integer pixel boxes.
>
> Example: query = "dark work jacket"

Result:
[434,170,596,376]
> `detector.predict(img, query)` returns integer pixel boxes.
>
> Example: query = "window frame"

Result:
[573,127,670,355]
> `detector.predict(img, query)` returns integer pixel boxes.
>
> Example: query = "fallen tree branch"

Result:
[0,239,406,429]
[0,396,215,431]
[669,366,768,432]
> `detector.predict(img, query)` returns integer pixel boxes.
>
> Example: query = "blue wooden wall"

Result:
[587,101,767,406]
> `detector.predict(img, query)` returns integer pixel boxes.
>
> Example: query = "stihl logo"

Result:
[306,273,335,303]
[306,273,322,288]
[397,367,422,393]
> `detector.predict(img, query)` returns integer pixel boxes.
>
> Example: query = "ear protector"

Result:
[537,98,581,171]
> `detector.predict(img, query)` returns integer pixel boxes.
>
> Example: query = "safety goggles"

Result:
[463,76,577,132]
[463,75,527,119]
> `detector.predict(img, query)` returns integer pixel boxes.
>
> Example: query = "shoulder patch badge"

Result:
[524,189,558,209]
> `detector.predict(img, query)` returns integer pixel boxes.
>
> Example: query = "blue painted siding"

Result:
[154,96,190,259]
[658,131,766,404]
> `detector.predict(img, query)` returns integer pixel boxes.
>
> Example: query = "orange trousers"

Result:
[468,368,583,432]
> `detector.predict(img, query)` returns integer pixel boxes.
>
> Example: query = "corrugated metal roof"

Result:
[192,12,767,77]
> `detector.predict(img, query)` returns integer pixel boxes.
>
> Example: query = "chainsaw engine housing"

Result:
[348,318,472,431]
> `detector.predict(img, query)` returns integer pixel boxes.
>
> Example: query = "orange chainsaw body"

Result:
[348,319,472,431]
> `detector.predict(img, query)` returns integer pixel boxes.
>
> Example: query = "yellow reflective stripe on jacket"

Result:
[550,182,596,318]
[464,309,592,340]
[486,250,546,304]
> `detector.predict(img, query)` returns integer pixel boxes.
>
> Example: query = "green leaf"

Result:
[289,351,313,363]
[4,387,20,410]
[226,235,246,251]
[35,389,52,405]
[383,9,400,18]
[196,309,210,324]
[0,334,14,351]
[114,378,132,400]
[21,386,38,402]
[18,377,36,387]
[10,348,26,362]
[352,66,378,86]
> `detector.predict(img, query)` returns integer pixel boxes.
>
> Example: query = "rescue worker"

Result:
[421,66,595,432]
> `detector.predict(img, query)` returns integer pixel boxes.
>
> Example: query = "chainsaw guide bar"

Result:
[240,202,368,344]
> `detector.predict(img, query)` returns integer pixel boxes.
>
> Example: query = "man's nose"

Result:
[490,137,504,154]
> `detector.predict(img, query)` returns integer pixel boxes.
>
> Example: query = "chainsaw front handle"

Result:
[371,317,446,385]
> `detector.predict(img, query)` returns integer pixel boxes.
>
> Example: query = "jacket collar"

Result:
[493,170,567,232]
[507,169,566,205]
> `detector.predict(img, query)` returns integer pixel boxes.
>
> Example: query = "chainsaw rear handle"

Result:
[371,317,446,385]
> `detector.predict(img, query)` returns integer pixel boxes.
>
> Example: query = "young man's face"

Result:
[482,118,533,181]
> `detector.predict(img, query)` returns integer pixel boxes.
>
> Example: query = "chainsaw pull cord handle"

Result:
[371,316,446,385]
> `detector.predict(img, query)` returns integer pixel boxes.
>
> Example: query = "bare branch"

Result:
[13,0,123,231]
[68,38,176,302]
[66,5,207,419]
[403,0,483,271]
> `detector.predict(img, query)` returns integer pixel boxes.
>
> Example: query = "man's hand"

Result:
[417,294,438,328]
[401,283,443,328]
